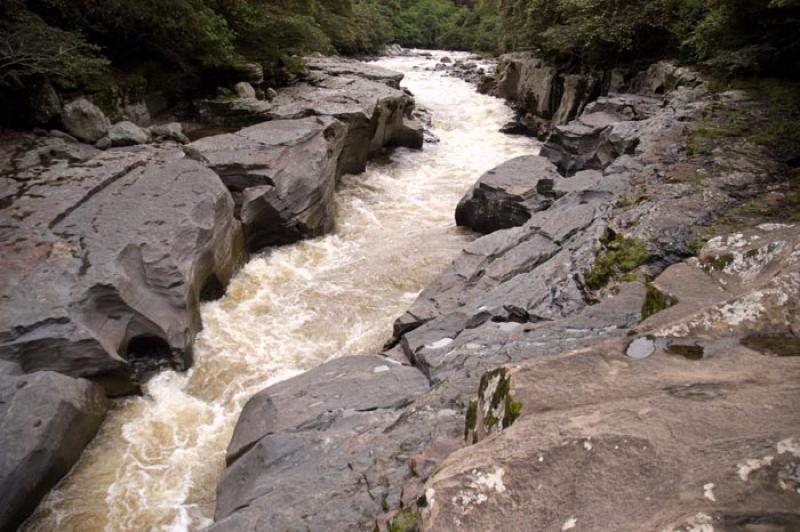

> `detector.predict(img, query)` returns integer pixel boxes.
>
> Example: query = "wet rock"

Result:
[108,121,150,146]
[0,146,244,395]
[0,371,107,530]
[455,155,562,233]
[188,116,347,251]
[61,97,111,143]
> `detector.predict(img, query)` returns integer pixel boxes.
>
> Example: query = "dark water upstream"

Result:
[24,51,538,531]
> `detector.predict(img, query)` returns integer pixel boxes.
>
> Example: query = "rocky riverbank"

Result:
[0,57,423,531]
[210,56,800,531]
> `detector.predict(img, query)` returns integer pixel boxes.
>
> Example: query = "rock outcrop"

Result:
[212,57,799,532]
[455,155,563,233]
[188,117,348,251]
[195,56,422,175]
[422,223,800,531]
[494,52,603,128]
[0,366,108,531]
[0,145,244,395]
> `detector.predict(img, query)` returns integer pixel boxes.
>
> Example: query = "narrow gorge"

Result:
[2,4,799,529]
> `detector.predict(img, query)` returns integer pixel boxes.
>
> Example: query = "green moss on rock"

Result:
[641,283,678,321]
[389,508,419,532]
[584,235,650,290]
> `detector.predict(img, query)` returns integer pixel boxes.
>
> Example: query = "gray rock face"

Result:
[495,52,601,125]
[194,56,422,175]
[29,81,61,126]
[455,155,563,233]
[108,121,150,146]
[0,371,107,530]
[212,355,430,530]
[421,224,800,531]
[188,116,347,251]
[61,97,111,143]
[0,146,244,395]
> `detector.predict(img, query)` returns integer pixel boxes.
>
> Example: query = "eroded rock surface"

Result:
[422,223,800,531]
[188,117,347,251]
[0,145,244,395]
[195,56,422,175]
[0,369,107,531]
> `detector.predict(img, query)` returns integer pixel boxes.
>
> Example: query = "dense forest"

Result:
[1,0,798,117]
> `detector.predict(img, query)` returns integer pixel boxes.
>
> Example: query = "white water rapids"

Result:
[24,51,537,531]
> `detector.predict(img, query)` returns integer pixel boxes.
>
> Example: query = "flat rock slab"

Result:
[0,371,107,530]
[189,116,347,251]
[0,145,243,395]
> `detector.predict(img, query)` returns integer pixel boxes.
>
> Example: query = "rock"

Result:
[0,371,107,530]
[234,82,257,99]
[455,155,563,233]
[61,97,111,143]
[0,146,244,395]
[108,121,150,146]
[48,129,78,143]
[212,355,430,530]
[95,136,111,149]
[149,122,190,144]
[421,225,800,531]
[265,88,278,100]
[495,52,600,125]
[188,116,347,251]
[194,57,419,175]
[29,81,61,126]
[540,112,619,175]
[440,56,452,64]
[238,63,264,85]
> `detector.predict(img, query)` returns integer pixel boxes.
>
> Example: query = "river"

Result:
[23,50,537,532]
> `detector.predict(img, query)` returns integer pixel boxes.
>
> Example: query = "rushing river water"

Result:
[24,51,537,531]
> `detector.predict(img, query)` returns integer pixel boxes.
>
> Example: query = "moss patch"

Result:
[584,235,650,290]
[389,508,419,532]
[641,283,678,321]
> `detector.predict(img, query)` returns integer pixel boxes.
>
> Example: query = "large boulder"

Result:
[188,116,348,251]
[108,120,149,146]
[0,145,244,395]
[211,355,431,531]
[455,155,563,233]
[61,97,111,143]
[0,370,108,530]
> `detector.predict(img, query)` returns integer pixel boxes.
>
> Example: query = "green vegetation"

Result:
[584,234,650,290]
[641,283,678,321]
[389,508,419,532]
